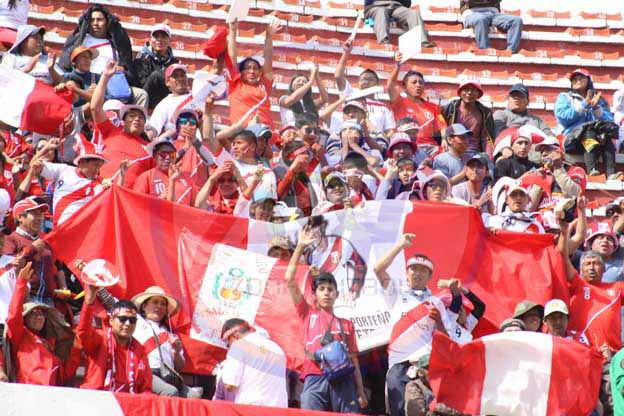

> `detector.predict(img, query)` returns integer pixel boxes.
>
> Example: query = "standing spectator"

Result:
[582,223,624,283]
[451,153,494,214]
[284,226,368,413]
[274,140,318,216]
[313,172,354,214]
[511,300,544,332]
[388,65,447,157]
[146,64,192,138]
[0,0,28,47]
[279,66,328,126]
[433,124,472,185]
[130,285,201,398]
[5,262,81,385]
[220,318,288,407]
[77,284,152,393]
[493,127,537,180]
[555,69,617,177]
[58,4,147,107]
[131,24,179,110]
[1,25,62,85]
[376,158,417,200]
[364,0,434,47]
[227,19,281,129]
[493,84,555,137]
[613,88,624,151]
[542,299,574,339]
[439,279,485,344]
[460,0,523,53]
[484,180,544,233]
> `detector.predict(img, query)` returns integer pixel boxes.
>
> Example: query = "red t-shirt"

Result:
[94,119,154,189]
[296,300,358,379]
[228,75,274,129]
[390,96,446,146]
[133,168,196,206]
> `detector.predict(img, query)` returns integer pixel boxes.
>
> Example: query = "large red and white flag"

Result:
[387,302,435,368]
[429,332,603,416]
[44,186,573,373]
[0,67,73,135]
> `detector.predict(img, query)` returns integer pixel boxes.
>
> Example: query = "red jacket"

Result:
[77,301,152,393]
[6,277,80,385]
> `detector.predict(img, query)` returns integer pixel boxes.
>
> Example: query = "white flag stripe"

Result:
[481,332,552,416]
[0,67,35,129]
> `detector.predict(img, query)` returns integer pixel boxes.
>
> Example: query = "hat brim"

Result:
[512,304,544,319]
[584,232,619,250]
[132,291,180,317]
[457,82,483,98]
[22,302,51,317]
[73,155,108,165]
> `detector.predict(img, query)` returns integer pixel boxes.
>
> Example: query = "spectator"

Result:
[59,4,147,107]
[438,279,485,345]
[146,64,192,138]
[613,88,624,151]
[443,80,495,156]
[555,69,617,178]
[274,140,318,217]
[511,300,544,332]
[285,226,368,412]
[611,348,624,414]
[499,318,525,332]
[460,0,522,53]
[131,24,179,110]
[130,285,201,398]
[335,41,396,137]
[248,123,273,166]
[227,19,281,129]
[582,223,624,283]
[493,127,537,180]
[493,84,555,137]
[484,180,544,233]
[364,0,434,47]
[420,171,462,204]
[62,46,100,108]
[327,100,387,156]
[433,124,473,185]
[385,131,427,168]
[250,190,277,222]
[0,0,28,47]
[15,137,57,202]
[313,172,355,214]
[220,318,288,407]
[451,153,494,214]
[5,262,81,385]
[376,158,417,200]
[267,236,294,261]
[279,66,328,126]
[77,284,152,393]
[133,137,197,206]
[542,299,574,339]
[331,120,383,168]
[1,25,62,85]
[388,66,447,157]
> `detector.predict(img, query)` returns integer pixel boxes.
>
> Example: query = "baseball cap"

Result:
[499,318,526,332]
[446,123,473,138]
[457,80,484,98]
[543,299,569,318]
[534,136,560,152]
[343,100,367,114]
[248,124,272,140]
[512,300,544,319]
[103,99,124,112]
[146,137,177,157]
[165,64,188,80]
[119,104,147,121]
[567,68,591,80]
[506,181,528,197]
[252,189,277,205]
[340,119,362,132]
[466,153,489,167]
[151,23,171,38]
[406,255,434,273]
[387,132,416,157]
[13,196,48,219]
[70,46,99,64]
[269,236,294,251]
[508,83,529,98]
[324,171,347,188]
[584,222,618,249]
[396,117,420,132]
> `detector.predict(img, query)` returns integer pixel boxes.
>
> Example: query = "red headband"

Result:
[286,146,309,161]
[221,322,251,341]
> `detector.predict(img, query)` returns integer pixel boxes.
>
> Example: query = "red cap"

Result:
[165,64,188,80]
[567,68,591,80]
[457,80,484,98]
[13,197,48,219]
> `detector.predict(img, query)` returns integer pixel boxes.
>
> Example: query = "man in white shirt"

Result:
[484,179,544,233]
[220,318,288,408]
[147,64,192,138]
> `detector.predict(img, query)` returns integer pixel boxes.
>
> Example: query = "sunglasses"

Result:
[427,182,447,190]
[326,182,345,189]
[303,127,319,135]
[114,315,138,324]
[178,117,198,126]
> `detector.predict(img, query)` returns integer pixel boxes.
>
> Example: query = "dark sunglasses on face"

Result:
[326,182,345,189]
[303,127,319,135]
[178,117,198,126]
[115,315,138,324]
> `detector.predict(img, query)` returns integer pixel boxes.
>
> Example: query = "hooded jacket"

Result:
[131,43,179,109]
[554,88,613,136]
[59,5,132,72]
[442,99,496,153]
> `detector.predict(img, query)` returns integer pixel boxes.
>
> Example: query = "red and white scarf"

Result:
[104,328,136,393]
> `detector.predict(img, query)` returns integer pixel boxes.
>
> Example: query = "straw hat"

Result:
[131,286,180,317]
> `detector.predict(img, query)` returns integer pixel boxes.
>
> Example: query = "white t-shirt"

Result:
[221,331,288,407]
[147,93,191,135]
[1,53,52,84]
[278,95,296,126]
[341,80,396,133]
[234,160,278,198]
[0,0,28,30]
[446,311,479,345]
[82,34,114,74]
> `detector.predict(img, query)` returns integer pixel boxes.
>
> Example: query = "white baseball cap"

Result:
[544,299,569,318]
[151,24,171,38]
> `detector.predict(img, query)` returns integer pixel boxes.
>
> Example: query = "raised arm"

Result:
[6,262,33,345]
[202,95,223,155]
[568,196,587,254]
[318,94,347,125]
[262,19,282,81]
[90,61,117,123]
[281,66,316,108]
[373,233,414,289]
[227,21,239,67]
[314,66,329,107]
[285,226,317,305]
[557,219,576,283]
[334,40,353,92]
[387,52,403,103]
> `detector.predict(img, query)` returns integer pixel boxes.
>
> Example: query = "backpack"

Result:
[105,70,133,104]
[306,316,355,381]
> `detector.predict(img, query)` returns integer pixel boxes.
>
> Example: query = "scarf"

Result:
[104,328,136,393]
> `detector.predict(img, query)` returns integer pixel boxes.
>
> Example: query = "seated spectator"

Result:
[133,137,197,206]
[0,0,28,47]
[555,69,617,177]
[385,131,427,169]
[334,41,396,137]
[279,66,328,126]
[511,300,544,332]
[1,25,62,85]
[131,286,201,398]
[220,318,288,407]
[542,299,575,339]
[613,88,624,151]
[5,262,81,385]
[460,0,522,53]
[62,46,100,108]
[364,0,434,47]
[433,124,472,185]
[493,84,555,137]
[250,190,277,222]
[59,4,147,107]
[484,180,544,233]
[451,153,494,214]
[313,172,355,214]
[420,171,464,204]
[388,66,446,157]
[327,120,383,168]
[493,128,537,180]
[147,64,192,138]
[131,24,179,110]
[285,226,368,412]
[326,100,387,155]
[78,284,152,393]
[499,318,525,332]
[227,19,281,128]
[267,236,294,261]
[443,80,495,156]
[581,223,624,283]
[376,158,417,200]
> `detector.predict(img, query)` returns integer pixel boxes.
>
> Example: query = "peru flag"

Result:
[429,332,603,416]
[0,67,73,135]
[387,302,435,368]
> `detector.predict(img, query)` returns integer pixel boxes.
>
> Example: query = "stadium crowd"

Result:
[0,1,624,415]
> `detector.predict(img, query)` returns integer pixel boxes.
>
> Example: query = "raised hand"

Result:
[17,262,33,282]
[297,225,317,248]
[399,233,416,248]
[102,61,117,78]
[46,52,57,70]
[267,18,283,36]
